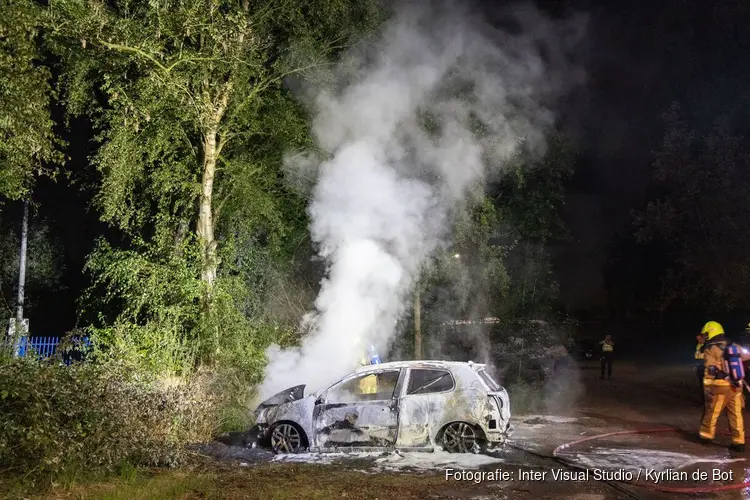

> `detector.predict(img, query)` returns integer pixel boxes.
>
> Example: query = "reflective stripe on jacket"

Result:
[601,340,614,352]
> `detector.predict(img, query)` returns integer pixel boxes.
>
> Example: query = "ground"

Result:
[6,360,750,500]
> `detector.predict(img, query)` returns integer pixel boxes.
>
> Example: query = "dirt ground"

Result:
[10,360,750,500]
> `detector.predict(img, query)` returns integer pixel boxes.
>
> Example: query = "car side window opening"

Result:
[406,369,455,395]
[326,370,400,403]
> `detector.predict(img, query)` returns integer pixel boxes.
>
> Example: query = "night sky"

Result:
[12,0,750,336]
[549,0,750,318]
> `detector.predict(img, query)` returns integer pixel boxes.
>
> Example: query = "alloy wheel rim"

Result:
[271,423,302,453]
[443,422,477,453]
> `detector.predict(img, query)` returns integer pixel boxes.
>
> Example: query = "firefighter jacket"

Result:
[600,339,614,354]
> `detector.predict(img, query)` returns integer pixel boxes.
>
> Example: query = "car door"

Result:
[312,368,403,449]
[395,368,456,449]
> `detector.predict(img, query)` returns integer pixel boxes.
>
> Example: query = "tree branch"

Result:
[97,40,168,72]
[165,56,228,73]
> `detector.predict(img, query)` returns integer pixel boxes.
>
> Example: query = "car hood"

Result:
[254,385,306,413]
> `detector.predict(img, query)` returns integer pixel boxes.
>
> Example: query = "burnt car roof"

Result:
[355,360,486,374]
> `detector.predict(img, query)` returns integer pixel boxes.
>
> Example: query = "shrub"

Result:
[0,357,219,482]
[504,380,544,415]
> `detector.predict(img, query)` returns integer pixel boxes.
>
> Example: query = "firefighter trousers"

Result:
[700,384,745,445]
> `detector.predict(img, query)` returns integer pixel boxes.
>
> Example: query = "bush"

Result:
[0,357,219,482]
[490,319,571,383]
[504,380,544,415]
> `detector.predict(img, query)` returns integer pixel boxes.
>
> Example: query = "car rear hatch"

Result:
[470,365,512,431]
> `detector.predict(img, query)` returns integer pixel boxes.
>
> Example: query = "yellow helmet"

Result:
[701,321,725,340]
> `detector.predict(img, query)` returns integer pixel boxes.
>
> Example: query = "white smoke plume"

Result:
[258,1,586,400]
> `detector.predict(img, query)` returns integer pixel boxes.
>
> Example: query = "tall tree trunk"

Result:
[198,129,218,291]
[196,87,230,360]
[414,286,422,360]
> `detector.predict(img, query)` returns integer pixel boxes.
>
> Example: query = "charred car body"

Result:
[253,360,512,454]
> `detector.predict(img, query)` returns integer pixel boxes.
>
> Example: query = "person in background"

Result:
[695,333,706,397]
[359,344,381,395]
[600,334,614,380]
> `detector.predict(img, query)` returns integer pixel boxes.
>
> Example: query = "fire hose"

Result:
[523,427,750,494]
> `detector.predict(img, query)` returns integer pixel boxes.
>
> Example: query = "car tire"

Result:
[270,422,307,454]
[440,422,482,453]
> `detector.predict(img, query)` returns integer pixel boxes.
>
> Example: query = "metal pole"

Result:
[414,286,422,360]
[10,199,29,356]
[16,199,28,323]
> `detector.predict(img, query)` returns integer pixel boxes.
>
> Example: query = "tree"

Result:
[0,0,62,203]
[634,103,750,311]
[408,133,575,359]
[47,0,381,371]
[496,133,575,318]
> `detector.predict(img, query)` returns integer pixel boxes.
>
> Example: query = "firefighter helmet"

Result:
[701,321,725,340]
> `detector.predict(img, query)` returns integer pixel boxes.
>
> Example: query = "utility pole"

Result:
[8,199,29,356]
[414,286,422,360]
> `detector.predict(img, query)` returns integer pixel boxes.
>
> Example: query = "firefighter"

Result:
[698,320,747,452]
[599,334,614,380]
[695,333,706,393]
[358,344,381,395]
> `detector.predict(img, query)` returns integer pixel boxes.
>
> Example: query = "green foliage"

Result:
[81,238,203,375]
[44,0,382,374]
[0,357,219,482]
[414,133,575,356]
[633,103,750,311]
[502,134,575,243]
[497,134,575,318]
[0,0,63,203]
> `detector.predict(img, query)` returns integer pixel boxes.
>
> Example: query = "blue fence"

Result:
[10,336,91,363]
[18,336,60,359]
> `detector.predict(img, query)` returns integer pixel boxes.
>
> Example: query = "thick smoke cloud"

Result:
[258,1,585,400]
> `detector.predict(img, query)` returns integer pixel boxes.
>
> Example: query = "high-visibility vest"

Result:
[359,374,377,394]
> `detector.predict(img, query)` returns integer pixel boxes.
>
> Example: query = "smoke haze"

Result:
[258,1,586,400]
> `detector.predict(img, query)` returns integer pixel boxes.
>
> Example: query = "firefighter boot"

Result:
[697,433,713,446]
[730,443,745,452]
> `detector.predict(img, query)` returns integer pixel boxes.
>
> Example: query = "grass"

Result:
[0,462,488,500]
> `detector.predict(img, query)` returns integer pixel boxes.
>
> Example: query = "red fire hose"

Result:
[552,427,750,493]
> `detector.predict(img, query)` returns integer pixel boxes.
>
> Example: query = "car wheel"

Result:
[270,422,305,454]
[441,422,480,453]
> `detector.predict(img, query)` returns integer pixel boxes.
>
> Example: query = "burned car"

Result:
[253,360,512,454]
